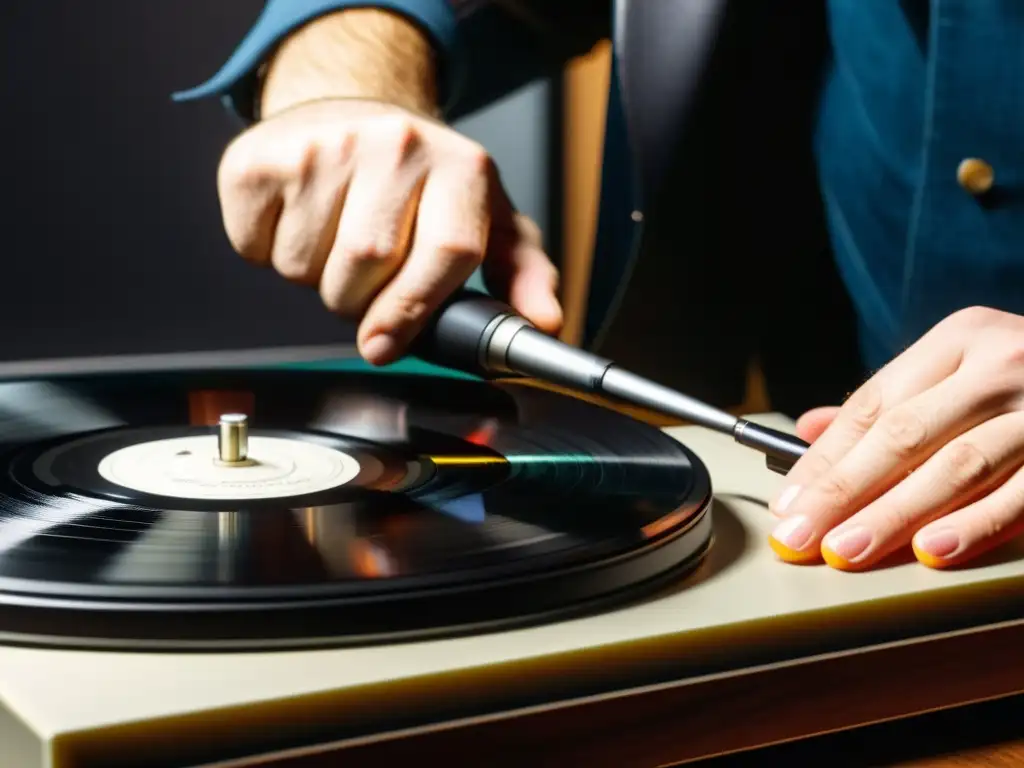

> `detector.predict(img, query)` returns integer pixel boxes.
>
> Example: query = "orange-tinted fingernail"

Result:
[821,526,872,570]
[769,515,819,563]
[913,528,960,568]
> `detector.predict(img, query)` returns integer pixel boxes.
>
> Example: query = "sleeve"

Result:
[171,0,461,122]
[172,1,610,123]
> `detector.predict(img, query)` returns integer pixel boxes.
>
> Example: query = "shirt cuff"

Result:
[171,0,462,122]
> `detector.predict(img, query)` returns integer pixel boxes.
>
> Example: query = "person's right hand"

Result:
[216,97,563,365]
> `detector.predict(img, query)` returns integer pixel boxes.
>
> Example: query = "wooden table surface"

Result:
[703,695,1024,767]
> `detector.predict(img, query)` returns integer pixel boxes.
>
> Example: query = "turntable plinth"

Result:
[3,413,1024,767]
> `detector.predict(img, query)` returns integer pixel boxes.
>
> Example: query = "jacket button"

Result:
[957,158,994,195]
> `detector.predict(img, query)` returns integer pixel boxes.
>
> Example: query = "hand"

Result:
[768,306,1024,571]
[216,98,563,365]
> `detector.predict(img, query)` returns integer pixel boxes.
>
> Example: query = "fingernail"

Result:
[823,526,872,562]
[529,294,563,332]
[361,334,398,364]
[916,528,960,559]
[771,514,813,550]
[547,299,565,329]
[771,485,802,515]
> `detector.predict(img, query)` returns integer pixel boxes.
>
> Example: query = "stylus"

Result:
[413,289,809,475]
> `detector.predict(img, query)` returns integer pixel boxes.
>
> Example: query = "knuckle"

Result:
[319,286,358,318]
[219,136,318,193]
[229,238,263,264]
[372,116,423,165]
[385,293,432,330]
[218,149,271,197]
[948,305,1000,331]
[999,346,1024,371]
[943,441,994,494]
[317,131,358,166]
[800,449,837,479]
[886,504,916,535]
[219,215,262,262]
[877,406,930,458]
[816,471,858,510]
[976,508,1008,541]
[273,254,319,285]
[283,141,318,185]
[217,135,249,182]
[844,381,885,432]
[343,241,400,267]
[459,142,494,175]
[236,135,316,184]
[976,369,1024,411]
[435,241,485,268]
[235,237,271,264]
[985,334,1024,372]
[318,285,341,313]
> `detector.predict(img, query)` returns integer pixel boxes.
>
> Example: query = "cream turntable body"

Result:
[4,411,1024,768]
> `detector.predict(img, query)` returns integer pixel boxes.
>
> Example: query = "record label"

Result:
[96,435,362,500]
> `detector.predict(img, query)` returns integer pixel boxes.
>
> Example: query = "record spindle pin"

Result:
[218,413,249,464]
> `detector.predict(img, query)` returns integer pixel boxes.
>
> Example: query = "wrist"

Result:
[259,8,439,119]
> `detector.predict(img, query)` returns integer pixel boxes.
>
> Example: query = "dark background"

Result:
[0,1,559,368]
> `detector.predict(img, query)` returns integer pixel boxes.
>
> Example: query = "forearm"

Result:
[173,1,610,123]
[260,8,439,119]
[261,3,610,121]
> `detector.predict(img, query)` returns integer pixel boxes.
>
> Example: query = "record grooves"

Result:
[0,371,713,650]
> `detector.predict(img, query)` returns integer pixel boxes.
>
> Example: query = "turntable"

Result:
[2,292,1024,768]
[0,367,712,650]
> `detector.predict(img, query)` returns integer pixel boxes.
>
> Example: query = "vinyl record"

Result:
[0,370,713,650]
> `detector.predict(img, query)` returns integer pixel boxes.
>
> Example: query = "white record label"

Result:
[96,435,361,500]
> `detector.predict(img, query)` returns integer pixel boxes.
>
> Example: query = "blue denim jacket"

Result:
[175,0,1024,372]
[816,1,1024,368]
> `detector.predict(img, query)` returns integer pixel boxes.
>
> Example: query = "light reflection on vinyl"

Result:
[0,370,712,650]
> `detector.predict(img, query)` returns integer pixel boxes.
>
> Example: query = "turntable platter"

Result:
[0,370,712,650]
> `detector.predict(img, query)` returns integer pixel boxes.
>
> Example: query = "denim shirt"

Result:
[176,0,1024,372]
[816,0,1024,369]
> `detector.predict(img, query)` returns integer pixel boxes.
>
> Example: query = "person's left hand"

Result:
[768,306,1024,571]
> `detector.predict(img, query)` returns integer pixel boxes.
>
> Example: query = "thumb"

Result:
[795,406,841,443]
[483,211,563,335]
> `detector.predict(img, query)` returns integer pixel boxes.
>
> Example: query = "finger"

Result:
[816,411,1024,570]
[769,368,1009,563]
[216,137,285,265]
[770,325,968,515]
[319,166,425,317]
[795,406,840,443]
[270,144,352,285]
[318,124,428,317]
[912,454,1024,570]
[357,164,490,364]
[483,199,562,334]
[501,239,563,335]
